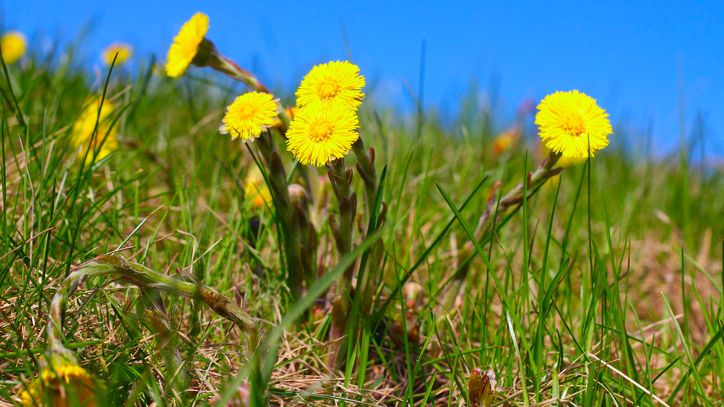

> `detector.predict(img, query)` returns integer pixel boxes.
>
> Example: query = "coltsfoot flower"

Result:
[286,102,359,166]
[243,167,272,209]
[296,61,365,110]
[535,90,612,158]
[244,181,271,209]
[491,125,521,156]
[221,92,279,141]
[165,12,209,78]
[0,31,27,64]
[71,99,119,163]
[19,363,99,406]
[102,42,133,66]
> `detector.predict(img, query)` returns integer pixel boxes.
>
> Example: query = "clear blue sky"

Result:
[3,0,723,157]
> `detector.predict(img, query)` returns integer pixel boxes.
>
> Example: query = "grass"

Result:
[1,44,722,406]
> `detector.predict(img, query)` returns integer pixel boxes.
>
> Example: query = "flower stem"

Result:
[326,158,358,366]
[255,133,306,300]
[352,138,378,214]
[47,255,258,367]
[351,137,387,320]
[327,159,357,284]
[215,54,269,93]
[212,54,292,129]
[440,152,562,311]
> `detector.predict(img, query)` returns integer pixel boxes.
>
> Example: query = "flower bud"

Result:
[468,368,496,407]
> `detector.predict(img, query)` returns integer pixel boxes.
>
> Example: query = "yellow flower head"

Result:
[296,61,365,110]
[535,90,612,158]
[1,31,27,64]
[286,102,359,166]
[102,42,133,66]
[165,12,209,78]
[221,92,279,141]
[492,125,521,156]
[243,167,272,209]
[71,99,119,163]
[19,363,98,406]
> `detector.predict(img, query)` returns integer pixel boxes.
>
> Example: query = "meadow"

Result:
[1,14,723,406]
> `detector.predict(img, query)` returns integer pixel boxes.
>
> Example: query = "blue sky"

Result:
[3,1,723,157]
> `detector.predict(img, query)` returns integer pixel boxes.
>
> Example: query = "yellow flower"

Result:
[286,102,359,166]
[535,90,612,158]
[491,125,521,155]
[1,31,27,64]
[102,42,133,66]
[221,92,279,141]
[296,61,365,110]
[243,167,272,209]
[19,363,98,406]
[71,99,119,163]
[165,12,209,78]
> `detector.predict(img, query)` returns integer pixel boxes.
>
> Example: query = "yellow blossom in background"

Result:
[102,43,133,66]
[296,61,365,110]
[19,363,98,406]
[165,12,209,78]
[535,90,612,158]
[0,31,27,64]
[71,99,119,163]
[221,92,279,141]
[286,102,359,166]
[243,167,272,209]
[491,125,521,155]
[272,106,298,130]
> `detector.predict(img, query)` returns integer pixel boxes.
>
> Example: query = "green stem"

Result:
[96,255,257,331]
[47,255,258,363]
[326,158,358,367]
[47,266,109,364]
[440,152,562,312]
[351,138,387,321]
[352,138,378,214]
[327,159,357,283]
[255,134,306,300]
